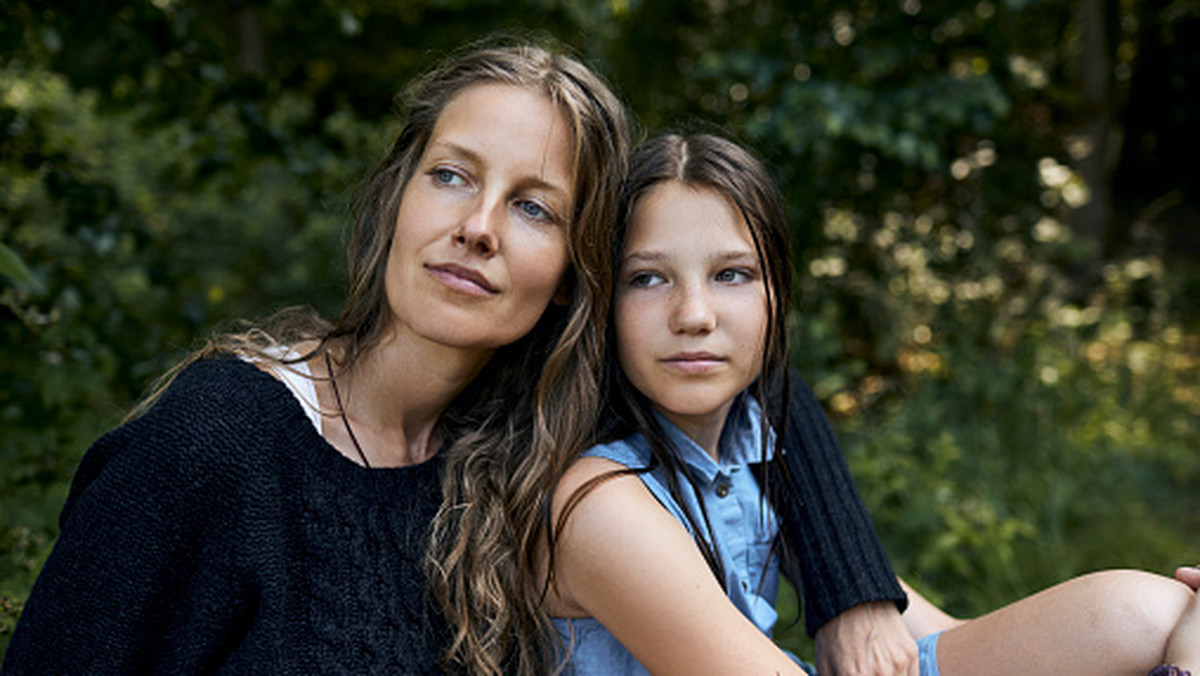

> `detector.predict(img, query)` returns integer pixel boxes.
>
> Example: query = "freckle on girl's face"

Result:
[614,181,768,446]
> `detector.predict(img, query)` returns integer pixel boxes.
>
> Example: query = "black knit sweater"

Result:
[3,359,902,671]
[2,358,449,674]
[777,369,907,636]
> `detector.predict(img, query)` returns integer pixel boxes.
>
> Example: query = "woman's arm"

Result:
[776,370,916,675]
[776,369,907,633]
[550,456,807,676]
[3,362,252,673]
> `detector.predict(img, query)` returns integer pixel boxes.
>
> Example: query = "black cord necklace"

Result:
[325,352,371,468]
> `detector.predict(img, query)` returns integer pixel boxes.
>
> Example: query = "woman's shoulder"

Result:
[74,357,308,494]
[142,356,305,432]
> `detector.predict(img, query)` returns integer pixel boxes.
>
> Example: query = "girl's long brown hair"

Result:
[550,133,794,622]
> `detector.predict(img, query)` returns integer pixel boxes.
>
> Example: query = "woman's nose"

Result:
[453,196,501,257]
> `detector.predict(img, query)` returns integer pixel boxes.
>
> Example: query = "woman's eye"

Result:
[516,199,552,223]
[433,168,465,186]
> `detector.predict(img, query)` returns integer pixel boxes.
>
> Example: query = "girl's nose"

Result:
[670,283,717,334]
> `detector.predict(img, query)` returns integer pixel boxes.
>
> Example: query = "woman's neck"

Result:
[321,328,493,467]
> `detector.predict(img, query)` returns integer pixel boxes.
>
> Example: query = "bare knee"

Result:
[1079,569,1193,667]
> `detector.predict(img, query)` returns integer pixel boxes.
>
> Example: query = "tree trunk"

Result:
[1069,0,1114,269]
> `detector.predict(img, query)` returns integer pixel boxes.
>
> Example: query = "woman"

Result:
[2,42,628,675]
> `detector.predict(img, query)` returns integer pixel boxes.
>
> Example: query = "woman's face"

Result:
[385,83,575,354]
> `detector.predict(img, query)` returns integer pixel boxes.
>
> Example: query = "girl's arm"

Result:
[551,456,807,676]
[1177,565,1200,590]
[896,578,965,639]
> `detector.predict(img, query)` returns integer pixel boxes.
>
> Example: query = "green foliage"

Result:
[0,58,380,646]
[3,0,1198,660]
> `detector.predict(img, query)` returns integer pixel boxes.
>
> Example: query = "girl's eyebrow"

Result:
[711,249,758,262]
[622,250,668,264]
[621,249,758,265]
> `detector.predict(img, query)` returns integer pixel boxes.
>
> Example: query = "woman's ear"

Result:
[552,280,572,306]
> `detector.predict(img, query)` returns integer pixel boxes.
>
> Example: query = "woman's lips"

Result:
[426,262,498,295]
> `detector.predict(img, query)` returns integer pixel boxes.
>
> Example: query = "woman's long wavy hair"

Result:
[551,133,793,610]
[130,41,629,676]
[412,44,629,676]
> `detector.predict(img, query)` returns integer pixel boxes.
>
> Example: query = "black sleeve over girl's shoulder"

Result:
[774,368,907,637]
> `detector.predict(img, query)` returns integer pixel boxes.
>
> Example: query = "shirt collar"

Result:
[651,393,773,484]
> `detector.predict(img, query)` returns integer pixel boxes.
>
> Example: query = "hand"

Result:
[1176,565,1200,591]
[814,601,919,676]
[1164,585,1200,672]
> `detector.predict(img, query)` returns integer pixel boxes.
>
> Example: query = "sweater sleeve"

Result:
[2,360,260,674]
[775,368,907,637]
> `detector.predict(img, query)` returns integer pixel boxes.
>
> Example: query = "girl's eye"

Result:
[629,271,665,288]
[715,268,753,283]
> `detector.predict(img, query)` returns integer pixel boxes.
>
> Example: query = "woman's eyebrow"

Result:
[426,139,481,162]
[427,139,572,199]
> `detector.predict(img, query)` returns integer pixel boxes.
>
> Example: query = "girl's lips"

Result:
[426,262,498,295]
[661,353,724,374]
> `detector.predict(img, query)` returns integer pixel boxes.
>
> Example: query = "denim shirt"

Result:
[552,395,784,675]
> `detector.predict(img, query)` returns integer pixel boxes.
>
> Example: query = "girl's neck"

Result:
[324,327,492,467]
[656,397,736,463]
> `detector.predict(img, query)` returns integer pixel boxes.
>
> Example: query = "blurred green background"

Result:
[2,0,1197,660]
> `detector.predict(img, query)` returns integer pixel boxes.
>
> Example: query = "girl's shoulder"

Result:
[580,434,651,470]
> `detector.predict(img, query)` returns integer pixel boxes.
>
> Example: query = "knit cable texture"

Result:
[2,358,450,674]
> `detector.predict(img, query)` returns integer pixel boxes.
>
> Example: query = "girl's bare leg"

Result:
[899,578,966,639]
[934,570,1193,676]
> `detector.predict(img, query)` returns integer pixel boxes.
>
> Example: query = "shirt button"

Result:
[715,483,730,498]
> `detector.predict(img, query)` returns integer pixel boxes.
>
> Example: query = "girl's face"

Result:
[384,83,575,354]
[614,181,769,445]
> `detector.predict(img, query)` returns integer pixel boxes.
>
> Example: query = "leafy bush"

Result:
[0,61,381,643]
[3,0,1198,661]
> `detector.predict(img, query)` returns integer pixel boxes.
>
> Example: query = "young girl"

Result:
[542,133,1198,676]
